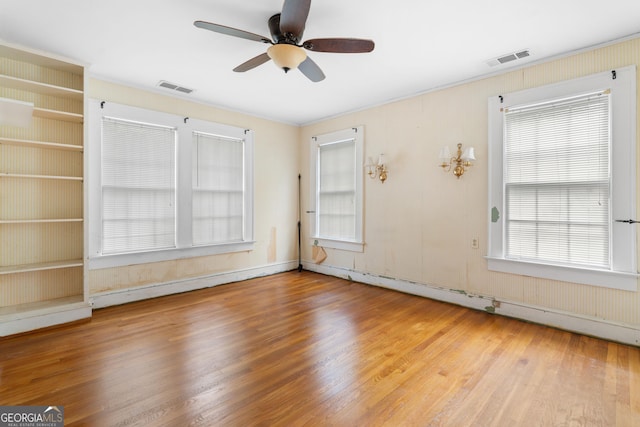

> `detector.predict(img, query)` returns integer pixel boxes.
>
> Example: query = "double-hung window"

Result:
[309,126,364,252]
[487,66,637,290]
[89,100,254,268]
[192,132,245,245]
[101,117,177,254]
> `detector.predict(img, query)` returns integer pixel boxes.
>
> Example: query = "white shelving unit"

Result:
[0,42,90,336]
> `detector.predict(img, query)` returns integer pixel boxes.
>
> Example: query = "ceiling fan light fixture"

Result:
[267,44,307,73]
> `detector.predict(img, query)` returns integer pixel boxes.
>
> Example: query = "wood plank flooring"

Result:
[1,271,638,426]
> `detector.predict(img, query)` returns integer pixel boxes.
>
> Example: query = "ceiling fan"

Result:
[194,0,375,82]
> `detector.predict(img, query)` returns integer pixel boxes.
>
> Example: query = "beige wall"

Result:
[85,37,639,330]
[300,37,640,327]
[86,79,301,295]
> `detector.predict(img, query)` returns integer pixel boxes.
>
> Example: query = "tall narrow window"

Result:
[318,138,357,240]
[101,117,176,254]
[192,132,245,245]
[310,126,364,251]
[504,92,610,268]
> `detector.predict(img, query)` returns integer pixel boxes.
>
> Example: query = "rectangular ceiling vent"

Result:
[487,49,530,67]
[157,80,194,94]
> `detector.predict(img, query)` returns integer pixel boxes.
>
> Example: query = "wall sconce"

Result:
[439,143,475,179]
[365,154,388,183]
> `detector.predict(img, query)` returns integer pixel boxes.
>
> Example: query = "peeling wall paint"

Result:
[86,79,300,296]
[491,207,500,223]
[267,227,277,264]
[299,37,640,329]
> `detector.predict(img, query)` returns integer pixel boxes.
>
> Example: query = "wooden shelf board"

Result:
[0,219,83,224]
[0,259,83,275]
[0,173,83,181]
[0,136,82,151]
[33,107,83,123]
[0,74,83,99]
[0,295,86,319]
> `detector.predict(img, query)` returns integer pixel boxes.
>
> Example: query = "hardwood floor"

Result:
[1,271,638,426]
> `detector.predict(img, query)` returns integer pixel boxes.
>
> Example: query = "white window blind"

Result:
[317,139,357,241]
[504,91,610,268]
[102,117,176,254]
[192,132,245,245]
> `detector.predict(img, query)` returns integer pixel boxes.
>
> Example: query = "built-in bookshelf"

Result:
[0,42,90,336]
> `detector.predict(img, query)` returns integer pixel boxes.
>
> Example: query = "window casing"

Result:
[88,100,254,269]
[487,66,637,291]
[310,126,364,252]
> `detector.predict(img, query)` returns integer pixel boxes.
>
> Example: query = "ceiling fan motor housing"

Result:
[269,14,286,43]
[269,13,305,45]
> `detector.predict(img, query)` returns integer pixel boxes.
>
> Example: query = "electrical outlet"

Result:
[471,238,479,249]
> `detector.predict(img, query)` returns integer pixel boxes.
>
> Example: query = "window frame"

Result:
[309,126,364,252]
[88,100,254,269]
[487,66,637,291]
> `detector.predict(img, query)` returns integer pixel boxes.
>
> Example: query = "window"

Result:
[487,66,637,290]
[310,126,364,251]
[101,118,176,254]
[504,92,610,267]
[88,100,254,268]
[192,132,245,245]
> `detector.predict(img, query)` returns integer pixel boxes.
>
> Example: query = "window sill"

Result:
[486,256,638,292]
[89,241,255,270]
[312,238,364,253]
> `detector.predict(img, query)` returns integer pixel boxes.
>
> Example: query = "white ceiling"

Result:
[1,0,639,125]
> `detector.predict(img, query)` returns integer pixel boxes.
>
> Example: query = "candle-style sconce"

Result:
[365,154,388,183]
[439,143,475,179]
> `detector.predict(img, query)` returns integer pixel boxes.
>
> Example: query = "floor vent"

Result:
[157,80,194,94]
[487,49,530,67]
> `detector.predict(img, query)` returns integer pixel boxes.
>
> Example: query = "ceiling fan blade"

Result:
[194,21,272,44]
[233,53,272,72]
[298,57,325,82]
[303,38,375,53]
[280,0,311,41]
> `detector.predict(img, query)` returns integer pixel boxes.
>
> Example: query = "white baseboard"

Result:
[304,263,640,347]
[91,261,298,309]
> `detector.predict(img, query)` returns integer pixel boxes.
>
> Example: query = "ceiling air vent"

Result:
[157,80,194,94]
[486,49,530,67]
